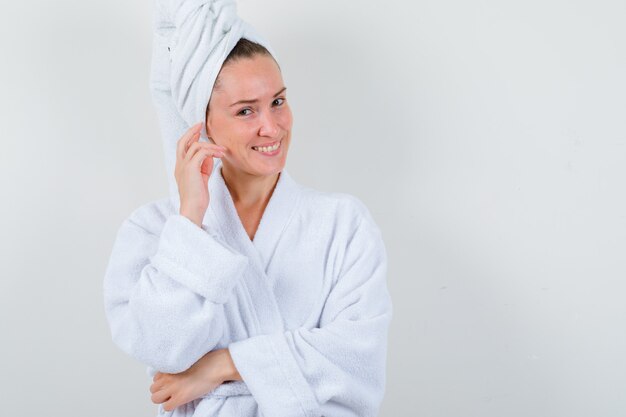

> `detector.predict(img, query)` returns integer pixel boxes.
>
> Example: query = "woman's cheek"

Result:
[279,109,293,128]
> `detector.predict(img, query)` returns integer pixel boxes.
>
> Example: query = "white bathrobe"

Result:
[103,1,392,416]
[103,161,393,416]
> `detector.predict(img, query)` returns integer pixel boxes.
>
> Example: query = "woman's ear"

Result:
[204,118,218,145]
[203,123,213,144]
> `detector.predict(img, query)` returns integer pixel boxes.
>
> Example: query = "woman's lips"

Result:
[251,140,281,155]
[251,139,280,149]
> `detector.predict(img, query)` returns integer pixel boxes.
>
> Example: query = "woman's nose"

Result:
[258,111,279,138]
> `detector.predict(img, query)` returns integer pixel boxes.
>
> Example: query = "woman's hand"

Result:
[175,122,227,227]
[149,348,240,412]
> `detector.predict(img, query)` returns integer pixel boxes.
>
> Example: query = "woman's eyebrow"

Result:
[230,87,287,107]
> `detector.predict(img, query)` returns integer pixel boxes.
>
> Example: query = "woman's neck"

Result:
[219,163,280,209]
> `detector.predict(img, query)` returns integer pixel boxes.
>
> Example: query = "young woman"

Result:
[103,2,392,416]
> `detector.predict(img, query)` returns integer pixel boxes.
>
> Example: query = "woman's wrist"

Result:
[179,208,202,227]
[219,348,242,382]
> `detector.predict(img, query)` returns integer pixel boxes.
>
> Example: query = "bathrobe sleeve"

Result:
[227,204,393,417]
[103,205,249,374]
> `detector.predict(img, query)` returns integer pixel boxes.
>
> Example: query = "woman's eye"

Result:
[238,99,285,116]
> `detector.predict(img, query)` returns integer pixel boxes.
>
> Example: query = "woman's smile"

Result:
[204,53,292,177]
[251,140,282,156]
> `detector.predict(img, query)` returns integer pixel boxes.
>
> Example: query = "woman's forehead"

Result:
[215,61,284,101]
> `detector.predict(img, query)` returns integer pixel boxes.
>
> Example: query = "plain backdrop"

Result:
[1,0,625,416]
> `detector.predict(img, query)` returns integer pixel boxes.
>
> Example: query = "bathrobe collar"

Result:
[204,160,303,274]
[201,160,301,334]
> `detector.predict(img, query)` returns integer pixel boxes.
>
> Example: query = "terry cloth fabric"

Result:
[103,162,393,417]
[103,1,393,416]
[150,0,278,212]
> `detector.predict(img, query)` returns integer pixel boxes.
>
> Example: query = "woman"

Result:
[103,2,392,416]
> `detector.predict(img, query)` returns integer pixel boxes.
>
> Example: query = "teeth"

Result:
[252,141,280,153]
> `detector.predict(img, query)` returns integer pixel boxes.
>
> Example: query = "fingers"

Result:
[190,147,224,169]
[150,374,167,394]
[176,122,203,162]
[150,376,173,408]
[150,375,168,393]
[151,386,171,404]
[163,396,178,412]
[150,381,161,394]
[184,141,225,162]
[200,152,213,176]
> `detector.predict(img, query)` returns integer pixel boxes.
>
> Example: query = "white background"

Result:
[1,0,624,416]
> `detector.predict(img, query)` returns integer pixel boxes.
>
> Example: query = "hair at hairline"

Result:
[205,38,279,120]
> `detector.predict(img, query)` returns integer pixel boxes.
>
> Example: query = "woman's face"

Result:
[205,54,292,177]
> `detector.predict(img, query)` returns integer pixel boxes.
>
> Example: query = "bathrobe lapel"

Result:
[203,161,302,335]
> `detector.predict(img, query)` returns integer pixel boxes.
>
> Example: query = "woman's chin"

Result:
[251,154,287,175]
[255,161,285,177]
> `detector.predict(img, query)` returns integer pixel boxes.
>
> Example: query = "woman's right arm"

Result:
[103,204,249,375]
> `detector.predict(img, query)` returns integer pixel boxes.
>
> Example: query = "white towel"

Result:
[103,167,393,416]
[103,1,393,416]
[150,0,277,211]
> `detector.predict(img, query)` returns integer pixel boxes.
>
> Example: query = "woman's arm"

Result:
[227,203,393,417]
[103,203,249,374]
[149,347,242,411]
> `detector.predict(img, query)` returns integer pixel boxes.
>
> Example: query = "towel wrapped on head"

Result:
[152,0,278,137]
[150,0,278,210]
